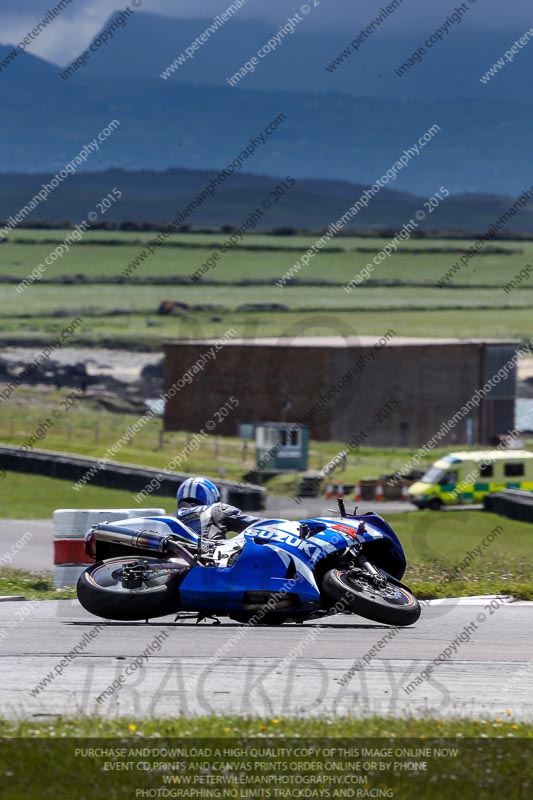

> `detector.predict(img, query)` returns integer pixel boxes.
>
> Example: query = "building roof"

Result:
[443,450,533,462]
[165,336,520,348]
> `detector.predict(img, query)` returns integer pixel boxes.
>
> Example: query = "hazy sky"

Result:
[1,0,531,63]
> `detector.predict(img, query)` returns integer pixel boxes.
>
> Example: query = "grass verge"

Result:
[0,714,531,738]
[0,568,75,600]
[388,510,533,600]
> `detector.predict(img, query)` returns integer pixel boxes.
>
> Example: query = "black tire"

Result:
[427,498,443,511]
[322,568,421,626]
[77,557,182,621]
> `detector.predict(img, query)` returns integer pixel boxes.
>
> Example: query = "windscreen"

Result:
[421,466,445,484]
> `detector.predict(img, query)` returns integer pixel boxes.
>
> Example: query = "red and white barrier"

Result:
[353,483,362,503]
[375,482,384,502]
[53,507,165,588]
[325,483,334,499]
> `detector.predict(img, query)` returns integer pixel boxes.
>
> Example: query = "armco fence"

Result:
[484,489,533,523]
[0,445,266,511]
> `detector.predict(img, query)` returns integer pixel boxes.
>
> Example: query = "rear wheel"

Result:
[77,557,182,621]
[323,567,421,626]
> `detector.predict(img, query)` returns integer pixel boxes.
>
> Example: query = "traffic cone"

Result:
[337,483,345,499]
[375,482,384,502]
[401,484,409,502]
[325,483,334,499]
[354,482,362,503]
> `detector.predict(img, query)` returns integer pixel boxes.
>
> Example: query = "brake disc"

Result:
[347,568,393,595]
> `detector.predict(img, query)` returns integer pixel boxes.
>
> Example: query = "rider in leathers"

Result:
[175,476,261,542]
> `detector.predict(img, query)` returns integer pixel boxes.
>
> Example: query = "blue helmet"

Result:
[177,476,220,506]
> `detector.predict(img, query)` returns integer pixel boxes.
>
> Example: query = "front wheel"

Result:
[427,497,443,511]
[77,557,183,621]
[322,568,421,626]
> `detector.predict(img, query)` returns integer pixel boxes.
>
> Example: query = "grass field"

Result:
[0,385,267,486]
[0,472,154,518]
[1,230,533,345]
[5,309,533,350]
[5,285,533,316]
[1,230,530,286]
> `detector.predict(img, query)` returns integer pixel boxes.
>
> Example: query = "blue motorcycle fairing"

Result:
[316,512,407,580]
[244,519,354,562]
[178,533,321,612]
[248,515,405,580]
[142,516,200,545]
[101,513,406,613]
[176,518,367,613]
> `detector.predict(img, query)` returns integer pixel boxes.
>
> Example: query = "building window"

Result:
[479,463,493,478]
[279,428,300,449]
[504,462,524,477]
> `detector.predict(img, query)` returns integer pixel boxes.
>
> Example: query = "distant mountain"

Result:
[2,167,533,233]
[0,49,532,197]
[0,11,532,200]
[77,12,533,103]
[0,43,58,82]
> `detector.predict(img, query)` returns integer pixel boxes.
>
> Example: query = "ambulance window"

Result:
[479,463,493,478]
[504,462,524,477]
[422,467,444,483]
[440,471,458,485]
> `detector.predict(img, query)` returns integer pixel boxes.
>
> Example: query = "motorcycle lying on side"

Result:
[77,500,421,626]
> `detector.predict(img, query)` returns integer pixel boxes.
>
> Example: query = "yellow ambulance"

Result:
[408,450,533,510]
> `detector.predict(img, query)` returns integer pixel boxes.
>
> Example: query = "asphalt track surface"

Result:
[0,596,531,721]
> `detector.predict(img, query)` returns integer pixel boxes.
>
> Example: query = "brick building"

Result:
[163,336,518,447]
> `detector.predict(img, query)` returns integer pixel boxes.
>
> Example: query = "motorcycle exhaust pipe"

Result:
[91,523,173,554]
